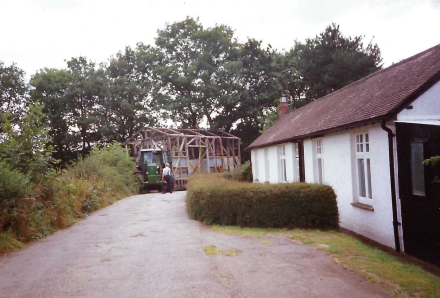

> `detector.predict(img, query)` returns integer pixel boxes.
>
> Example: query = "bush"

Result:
[0,160,31,202]
[0,142,138,252]
[221,160,253,182]
[187,174,339,229]
[67,142,139,195]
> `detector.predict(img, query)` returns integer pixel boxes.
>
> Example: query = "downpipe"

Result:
[380,120,401,252]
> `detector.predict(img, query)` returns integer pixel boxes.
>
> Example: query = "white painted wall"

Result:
[251,143,299,183]
[398,80,440,121]
[318,124,395,248]
[251,123,397,248]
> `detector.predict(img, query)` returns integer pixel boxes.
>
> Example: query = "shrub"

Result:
[0,142,138,253]
[187,174,339,229]
[0,160,31,202]
[221,160,253,182]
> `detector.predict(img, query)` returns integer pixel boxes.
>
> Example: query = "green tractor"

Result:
[135,148,173,192]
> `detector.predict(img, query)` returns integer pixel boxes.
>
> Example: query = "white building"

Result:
[248,44,440,266]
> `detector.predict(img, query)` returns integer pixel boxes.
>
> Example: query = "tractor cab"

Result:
[136,148,172,191]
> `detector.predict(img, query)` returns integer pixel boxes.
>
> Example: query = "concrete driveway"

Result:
[0,192,389,298]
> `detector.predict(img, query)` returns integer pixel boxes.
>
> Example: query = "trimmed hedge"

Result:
[221,160,253,182]
[187,174,339,229]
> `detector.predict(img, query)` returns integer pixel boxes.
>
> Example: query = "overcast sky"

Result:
[1,0,440,80]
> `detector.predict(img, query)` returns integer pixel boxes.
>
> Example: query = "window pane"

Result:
[366,143,370,152]
[357,159,366,197]
[283,159,287,182]
[411,143,425,196]
[318,158,323,184]
[367,159,372,199]
[365,134,369,142]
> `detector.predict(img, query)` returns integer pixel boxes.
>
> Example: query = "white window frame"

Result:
[315,139,324,184]
[293,143,300,182]
[264,148,270,182]
[279,145,287,183]
[253,150,259,182]
[355,132,373,204]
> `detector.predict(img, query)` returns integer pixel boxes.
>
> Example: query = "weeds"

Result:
[0,142,139,254]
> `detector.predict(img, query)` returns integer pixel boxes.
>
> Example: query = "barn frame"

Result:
[124,127,241,188]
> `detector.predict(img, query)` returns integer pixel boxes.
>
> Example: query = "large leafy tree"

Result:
[0,62,28,129]
[30,68,76,164]
[153,17,243,128]
[0,104,57,182]
[65,57,109,154]
[295,23,382,101]
[229,39,283,159]
[106,44,158,142]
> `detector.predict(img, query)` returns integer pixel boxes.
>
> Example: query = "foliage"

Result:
[0,104,58,182]
[423,156,440,167]
[0,62,27,129]
[0,142,138,254]
[294,23,382,101]
[0,231,24,254]
[221,161,253,182]
[18,19,383,165]
[212,226,440,298]
[186,174,338,229]
[29,68,76,165]
[67,142,139,195]
[0,160,31,201]
[106,44,158,142]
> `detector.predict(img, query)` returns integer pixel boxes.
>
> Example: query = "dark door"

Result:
[396,123,440,266]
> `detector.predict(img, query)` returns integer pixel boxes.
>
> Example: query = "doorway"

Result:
[396,123,440,266]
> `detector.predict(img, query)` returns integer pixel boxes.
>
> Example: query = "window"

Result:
[279,145,287,183]
[294,143,300,182]
[254,151,259,181]
[411,142,425,196]
[316,139,324,184]
[355,133,372,201]
[264,148,270,182]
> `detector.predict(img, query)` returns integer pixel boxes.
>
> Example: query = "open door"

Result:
[396,123,440,266]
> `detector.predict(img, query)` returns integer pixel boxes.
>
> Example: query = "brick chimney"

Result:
[279,94,288,119]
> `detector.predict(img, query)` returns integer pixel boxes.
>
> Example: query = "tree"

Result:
[153,17,242,128]
[65,57,109,154]
[106,44,157,142]
[0,104,57,182]
[228,39,283,160]
[0,62,28,129]
[295,23,382,101]
[30,68,76,164]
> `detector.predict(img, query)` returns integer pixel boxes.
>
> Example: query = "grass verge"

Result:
[0,143,138,255]
[211,225,440,298]
[0,232,24,255]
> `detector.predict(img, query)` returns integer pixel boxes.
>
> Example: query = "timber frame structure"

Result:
[124,127,241,188]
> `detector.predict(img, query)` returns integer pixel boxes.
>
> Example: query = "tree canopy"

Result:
[3,18,382,164]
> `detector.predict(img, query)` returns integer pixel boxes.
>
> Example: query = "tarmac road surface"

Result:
[0,191,389,298]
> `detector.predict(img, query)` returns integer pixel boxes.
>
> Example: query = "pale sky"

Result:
[1,0,440,80]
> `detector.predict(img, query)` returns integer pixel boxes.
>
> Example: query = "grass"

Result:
[0,232,24,255]
[0,143,139,255]
[211,225,440,298]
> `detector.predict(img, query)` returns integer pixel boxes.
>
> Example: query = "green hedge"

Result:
[221,160,253,182]
[187,174,339,229]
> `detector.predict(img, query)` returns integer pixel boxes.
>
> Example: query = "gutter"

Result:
[380,119,401,252]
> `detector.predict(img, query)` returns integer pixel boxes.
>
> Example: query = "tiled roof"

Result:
[248,43,440,149]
